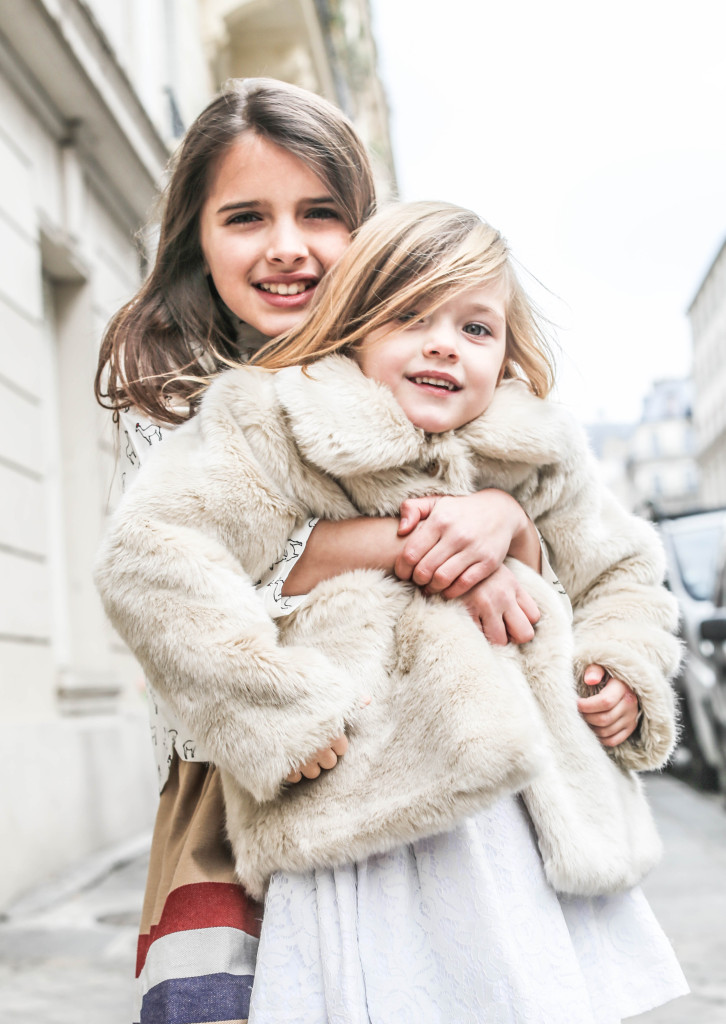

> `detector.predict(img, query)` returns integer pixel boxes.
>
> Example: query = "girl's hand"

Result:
[285,733,349,784]
[460,565,541,645]
[395,490,541,598]
[577,665,640,747]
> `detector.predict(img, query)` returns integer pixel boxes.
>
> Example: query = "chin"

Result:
[255,310,306,338]
[411,416,457,434]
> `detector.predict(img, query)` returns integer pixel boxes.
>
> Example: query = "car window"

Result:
[670,524,723,601]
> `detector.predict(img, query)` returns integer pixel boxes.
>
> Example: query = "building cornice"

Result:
[0,0,170,225]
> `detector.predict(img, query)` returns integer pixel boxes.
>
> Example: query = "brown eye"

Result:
[306,207,341,220]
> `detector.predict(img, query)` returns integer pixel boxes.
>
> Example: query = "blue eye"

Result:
[464,322,492,338]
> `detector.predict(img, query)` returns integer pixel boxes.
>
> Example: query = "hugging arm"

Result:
[283,489,542,643]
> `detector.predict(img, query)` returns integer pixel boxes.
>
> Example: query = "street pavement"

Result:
[632,776,726,1024]
[0,774,723,1023]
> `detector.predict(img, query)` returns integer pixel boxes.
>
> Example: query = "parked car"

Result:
[656,508,726,791]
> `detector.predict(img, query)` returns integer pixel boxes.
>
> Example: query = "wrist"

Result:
[283,517,403,596]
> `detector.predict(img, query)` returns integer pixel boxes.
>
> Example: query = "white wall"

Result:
[84,0,213,139]
[0,26,165,906]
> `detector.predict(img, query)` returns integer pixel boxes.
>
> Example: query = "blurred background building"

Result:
[587,378,699,517]
[627,378,699,517]
[0,0,395,908]
[588,234,726,523]
[690,236,726,508]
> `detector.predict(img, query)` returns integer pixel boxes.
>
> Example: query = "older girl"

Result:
[97,201,687,1022]
[96,80,551,1024]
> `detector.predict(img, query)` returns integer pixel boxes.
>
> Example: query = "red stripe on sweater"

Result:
[136,881,263,976]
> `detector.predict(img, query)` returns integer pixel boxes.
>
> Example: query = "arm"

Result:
[282,516,404,597]
[284,490,541,598]
[283,491,541,639]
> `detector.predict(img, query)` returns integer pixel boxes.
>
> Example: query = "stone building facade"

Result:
[626,378,700,517]
[689,237,726,508]
[0,0,394,907]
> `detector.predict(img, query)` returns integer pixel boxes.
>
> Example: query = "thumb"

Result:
[583,664,606,687]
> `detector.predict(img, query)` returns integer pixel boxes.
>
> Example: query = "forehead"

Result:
[205,133,329,202]
[434,279,509,318]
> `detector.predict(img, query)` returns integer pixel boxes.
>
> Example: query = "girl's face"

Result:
[199,133,350,338]
[355,282,508,433]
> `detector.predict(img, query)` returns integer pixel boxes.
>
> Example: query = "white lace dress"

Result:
[249,794,687,1023]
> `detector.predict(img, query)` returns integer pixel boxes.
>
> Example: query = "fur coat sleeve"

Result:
[457,380,680,771]
[95,384,367,804]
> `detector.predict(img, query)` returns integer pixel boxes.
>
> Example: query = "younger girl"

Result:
[96,201,688,1022]
[96,79,553,1022]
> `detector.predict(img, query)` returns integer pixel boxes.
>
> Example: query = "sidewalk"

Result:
[0,834,150,1024]
[0,775,724,1022]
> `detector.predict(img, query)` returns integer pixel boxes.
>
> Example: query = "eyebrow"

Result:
[468,303,505,323]
[216,196,338,214]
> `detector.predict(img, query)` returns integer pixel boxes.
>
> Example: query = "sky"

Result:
[369,0,726,424]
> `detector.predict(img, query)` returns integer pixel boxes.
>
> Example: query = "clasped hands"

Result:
[287,490,639,783]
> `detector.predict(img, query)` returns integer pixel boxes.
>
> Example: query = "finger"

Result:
[300,761,322,780]
[394,525,441,581]
[586,708,629,732]
[502,606,536,645]
[285,769,303,784]
[317,747,338,770]
[577,680,627,714]
[422,551,484,593]
[330,734,349,756]
[481,614,509,646]
[585,698,639,734]
[599,724,637,747]
[398,497,434,535]
[414,542,498,589]
[441,563,492,600]
[515,588,541,626]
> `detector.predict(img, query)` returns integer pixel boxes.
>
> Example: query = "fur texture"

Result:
[96,355,680,900]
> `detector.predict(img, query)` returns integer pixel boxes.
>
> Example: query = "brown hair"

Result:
[252,201,556,398]
[95,78,376,425]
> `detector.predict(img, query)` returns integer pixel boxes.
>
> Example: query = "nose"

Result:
[266,217,309,266]
[421,326,459,361]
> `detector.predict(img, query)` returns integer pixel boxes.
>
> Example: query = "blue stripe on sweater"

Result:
[139,971,254,1024]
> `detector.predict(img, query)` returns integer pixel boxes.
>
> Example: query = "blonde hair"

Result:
[252,201,555,397]
[95,78,376,425]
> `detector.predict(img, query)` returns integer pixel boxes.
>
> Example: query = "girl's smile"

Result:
[200,134,350,337]
[252,273,321,311]
[356,283,508,433]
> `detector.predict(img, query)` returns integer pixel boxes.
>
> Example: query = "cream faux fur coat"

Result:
[96,355,680,901]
